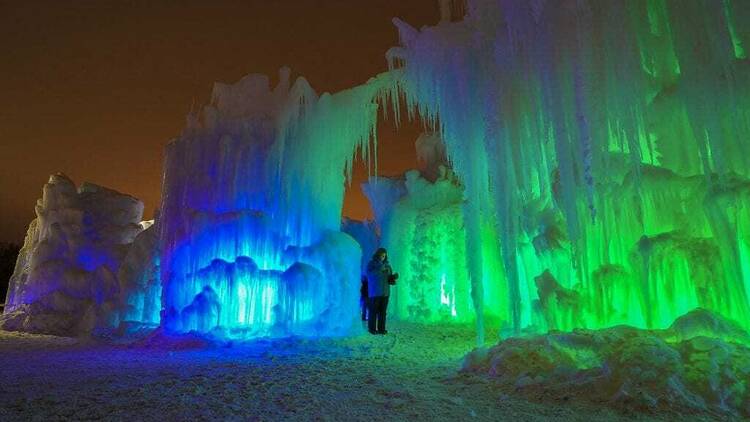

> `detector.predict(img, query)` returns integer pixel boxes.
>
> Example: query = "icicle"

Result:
[386,0,750,337]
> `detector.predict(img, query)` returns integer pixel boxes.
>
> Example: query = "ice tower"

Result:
[159,69,396,338]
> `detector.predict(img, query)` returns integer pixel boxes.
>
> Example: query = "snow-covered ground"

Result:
[0,322,714,421]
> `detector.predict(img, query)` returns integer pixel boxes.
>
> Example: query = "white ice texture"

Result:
[382,0,750,341]
[158,68,398,338]
[6,0,750,342]
[1,174,152,335]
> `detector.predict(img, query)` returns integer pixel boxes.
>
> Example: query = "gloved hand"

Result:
[388,273,399,285]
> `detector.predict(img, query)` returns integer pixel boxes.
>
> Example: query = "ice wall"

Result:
[341,217,379,273]
[118,220,160,326]
[362,132,502,324]
[160,69,396,337]
[1,174,148,335]
[364,168,478,323]
[384,0,750,336]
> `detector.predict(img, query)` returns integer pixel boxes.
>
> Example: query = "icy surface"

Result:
[463,309,750,418]
[118,221,160,325]
[364,164,478,324]
[379,0,750,337]
[1,174,148,335]
[159,69,400,337]
[6,0,750,344]
[341,217,379,272]
[169,3,750,339]
[0,322,667,421]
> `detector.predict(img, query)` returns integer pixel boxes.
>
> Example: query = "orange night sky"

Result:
[0,0,439,243]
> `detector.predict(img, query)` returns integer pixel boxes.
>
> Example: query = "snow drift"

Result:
[462,309,750,417]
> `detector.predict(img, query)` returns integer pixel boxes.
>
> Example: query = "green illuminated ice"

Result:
[160,0,750,340]
[8,1,750,342]
[361,0,750,341]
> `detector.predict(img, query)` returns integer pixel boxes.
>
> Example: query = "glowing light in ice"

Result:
[154,0,750,344]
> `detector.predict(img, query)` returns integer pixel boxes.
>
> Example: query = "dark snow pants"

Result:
[368,296,389,333]
[360,297,368,321]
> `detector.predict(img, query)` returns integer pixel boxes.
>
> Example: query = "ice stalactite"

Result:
[363,167,476,325]
[8,0,749,343]
[160,69,397,338]
[385,0,750,337]
[361,131,517,341]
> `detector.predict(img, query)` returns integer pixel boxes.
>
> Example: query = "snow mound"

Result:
[462,309,750,417]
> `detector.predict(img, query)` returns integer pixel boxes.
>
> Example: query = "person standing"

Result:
[366,247,396,335]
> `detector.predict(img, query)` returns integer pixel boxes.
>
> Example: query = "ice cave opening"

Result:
[344,113,482,327]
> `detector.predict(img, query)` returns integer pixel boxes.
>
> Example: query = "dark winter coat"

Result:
[366,258,393,297]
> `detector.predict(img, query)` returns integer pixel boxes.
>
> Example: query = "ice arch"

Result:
[7,0,749,343]
[160,0,750,343]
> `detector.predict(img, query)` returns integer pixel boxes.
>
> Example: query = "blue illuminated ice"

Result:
[159,69,392,338]
[1,174,147,335]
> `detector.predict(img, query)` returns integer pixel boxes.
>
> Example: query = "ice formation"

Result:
[341,217,379,271]
[362,133,484,323]
[118,219,160,327]
[159,69,394,337]
[462,309,750,417]
[4,0,750,343]
[1,174,149,335]
[377,0,750,340]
